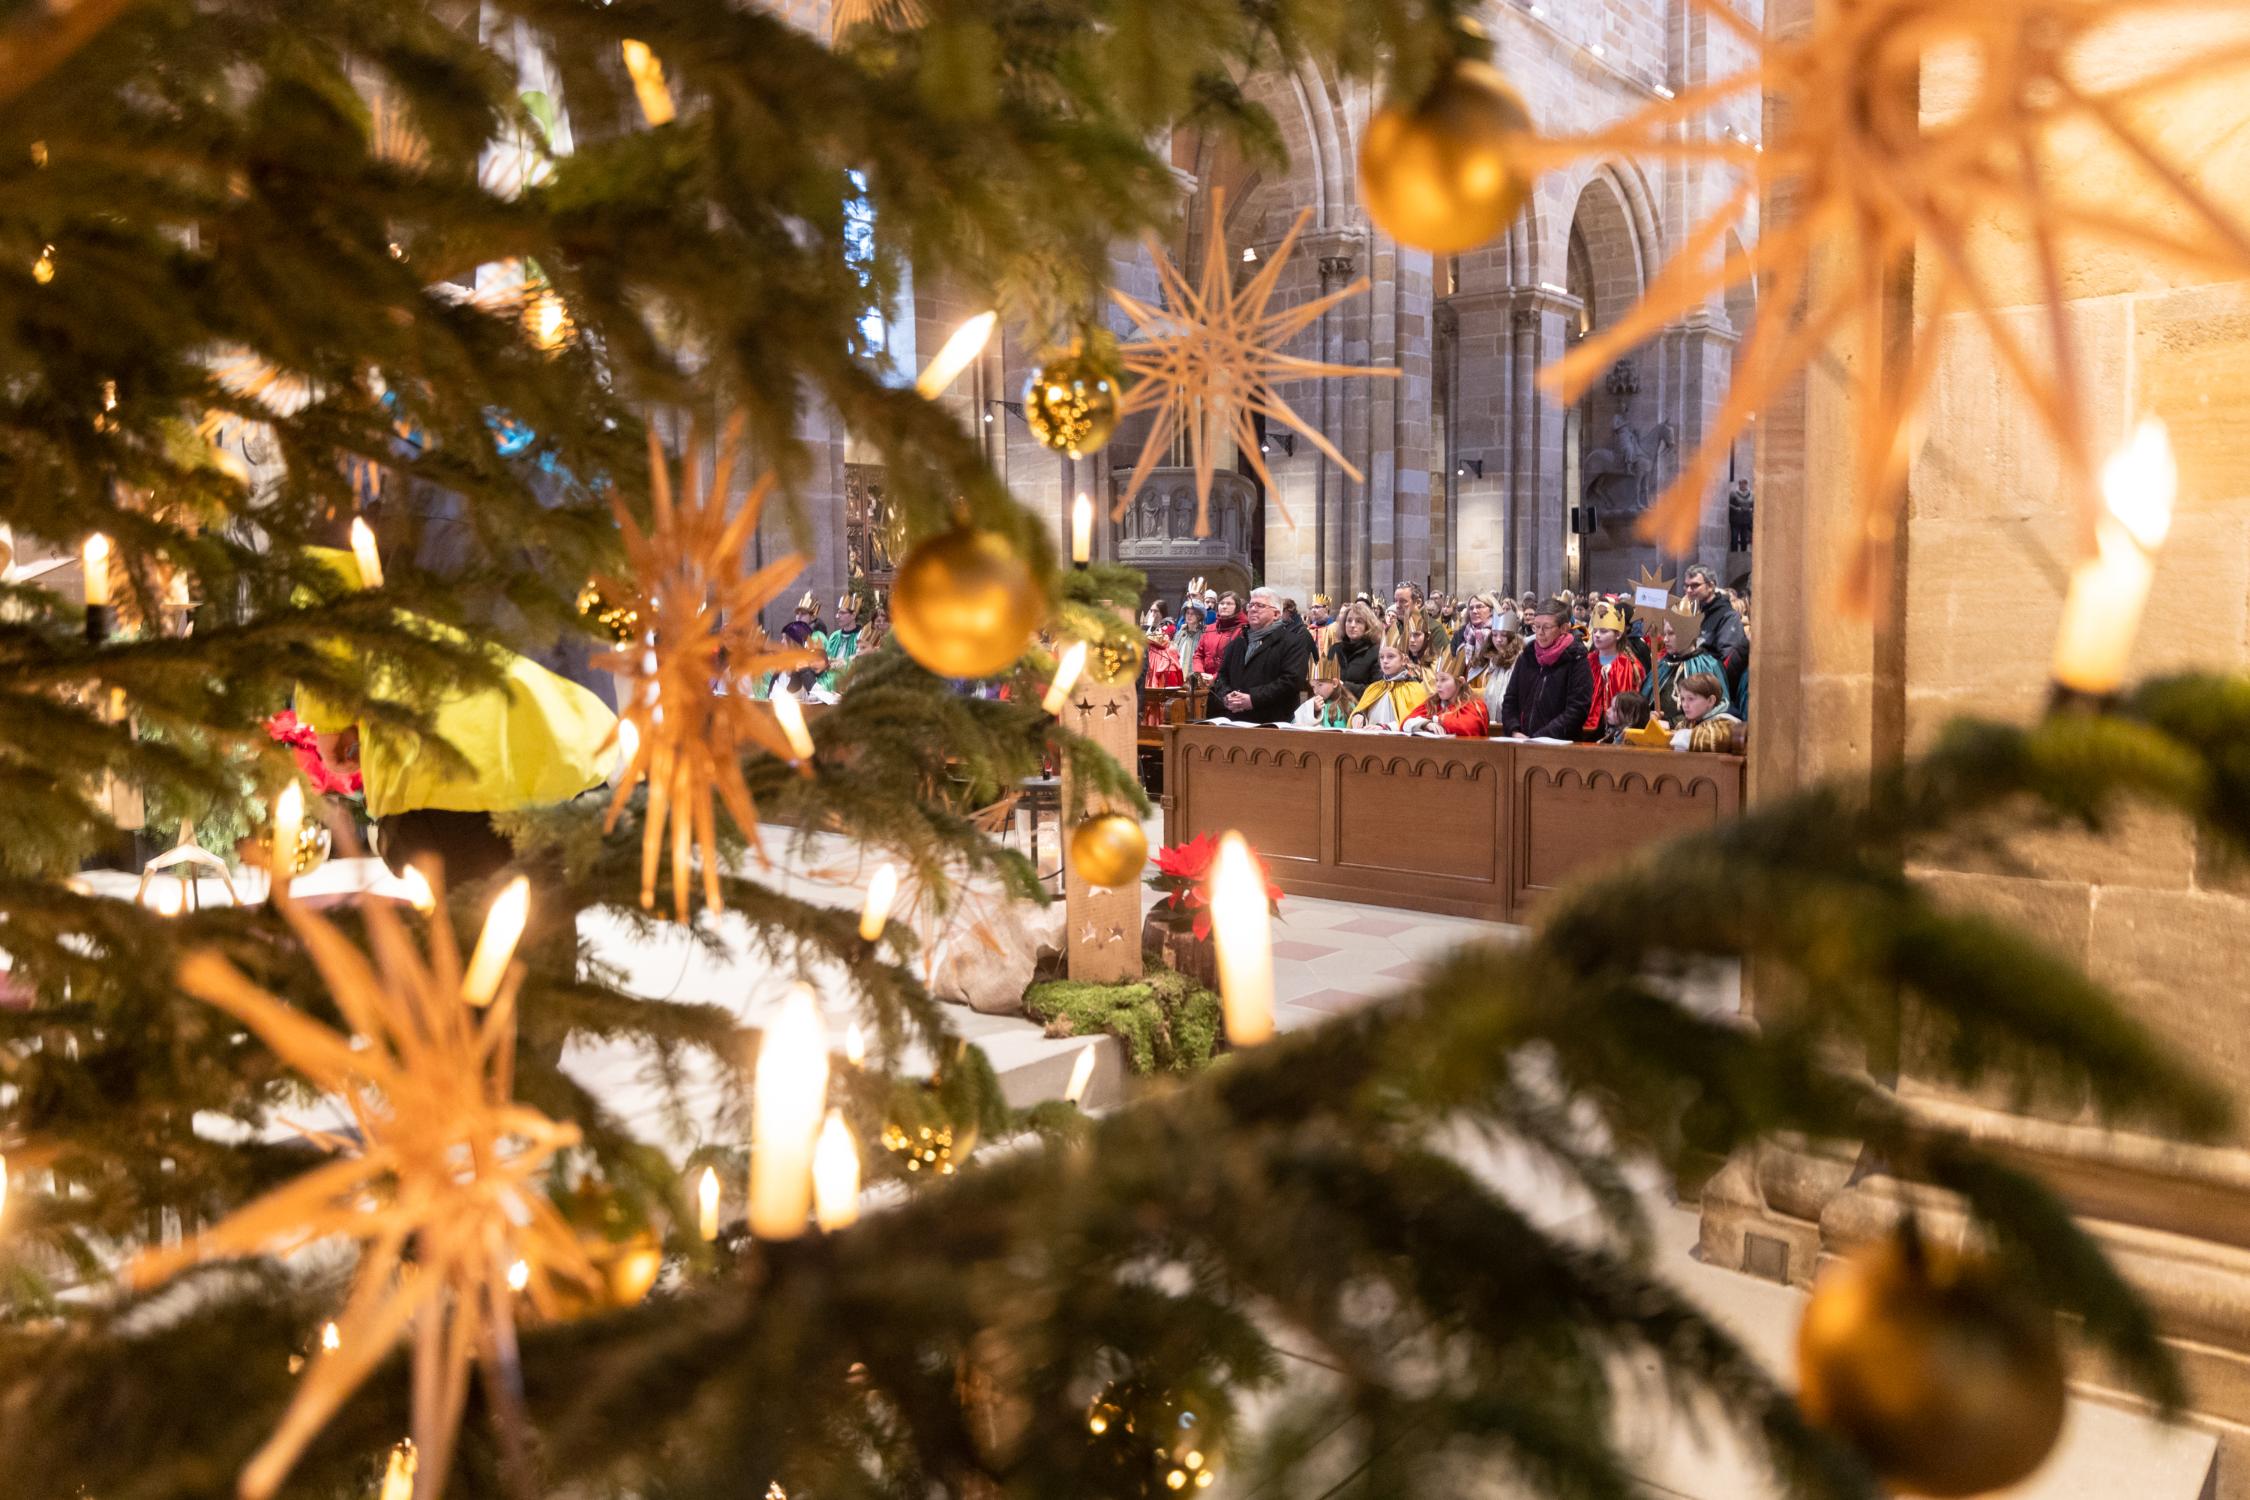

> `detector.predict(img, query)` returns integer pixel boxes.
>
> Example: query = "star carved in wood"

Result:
[1111,188,1399,536]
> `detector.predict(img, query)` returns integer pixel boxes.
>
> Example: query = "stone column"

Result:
[1506,293,1576,597]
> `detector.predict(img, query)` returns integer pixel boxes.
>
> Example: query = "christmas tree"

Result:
[0,2,2235,1498]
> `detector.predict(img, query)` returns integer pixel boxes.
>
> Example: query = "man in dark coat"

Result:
[1683,565,1749,708]
[1499,597,1594,740]
[1210,586,1312,723]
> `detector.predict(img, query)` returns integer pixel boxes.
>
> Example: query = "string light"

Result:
[859,863,899,942]
[698,1165,720,1242]
[812,1110,861,1232]
[1064,1042,1098,1106]
[771,687,815,762]
[460,876,530,1008]
[915,310,997,400]
[269,784,303,896]
[349,516,384,589]
[1042,640,1088,715]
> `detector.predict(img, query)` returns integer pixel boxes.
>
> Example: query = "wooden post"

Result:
[1061,610,1144,985]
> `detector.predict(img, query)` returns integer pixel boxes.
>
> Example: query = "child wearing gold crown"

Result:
[1293,647,1354,729]
[1583,599,1646,737]
[1348,639,1429,730]
[1403,646,1489,737]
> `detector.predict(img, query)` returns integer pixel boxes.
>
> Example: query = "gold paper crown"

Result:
[1428,644,1469,682]
[1312,593,1332,608]
[796,590,817,612]
[1658,600,1704,646]
[1590,600,1628,634]
[837,590,866,614]
[1310,646,1340,682]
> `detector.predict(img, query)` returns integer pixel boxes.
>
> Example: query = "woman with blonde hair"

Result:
[1349,639,1429,730]
[1464,627,1523,725]
[1333,599,1383,702]
[1403,647,1489,737]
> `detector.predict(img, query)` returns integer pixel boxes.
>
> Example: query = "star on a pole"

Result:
[1111,189,1399,536]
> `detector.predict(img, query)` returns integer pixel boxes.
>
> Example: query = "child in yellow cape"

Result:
[293,545,616,886]
[1349,640,1429,730]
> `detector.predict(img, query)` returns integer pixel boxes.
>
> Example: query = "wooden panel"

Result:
[1336,748,1502,884]
[1512,749,1741,911]
[1172,736,1324,865]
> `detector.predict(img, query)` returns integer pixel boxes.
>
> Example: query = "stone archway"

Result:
[1565,170,1662,591]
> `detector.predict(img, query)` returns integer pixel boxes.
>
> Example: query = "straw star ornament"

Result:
[593,413,818,921]
[1112,190,1398,537]
[135,889,598,1500]
[1526,0,2250,609]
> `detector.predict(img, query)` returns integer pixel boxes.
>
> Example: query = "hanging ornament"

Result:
[1112,190,1398,535]
[592,412,820,921]
[135,887,601,1500]
[1796,1226,2065,1497]
[1359,56,1535,255]
[888,525,1044,679]
[1023,341,1122,458]
[1084,1381,1222,1496]
[574,579,641,646]
[242,814,332,880]
[537,1180,666,1316]
[1069,813,1148,890]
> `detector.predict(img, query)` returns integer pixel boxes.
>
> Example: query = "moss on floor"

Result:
[1021,958,1222,1074]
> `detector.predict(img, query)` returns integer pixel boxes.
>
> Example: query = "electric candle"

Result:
[349,517,384,589]
[1042,640,1088,715]
[749,983,829,1239]
[860,862,899,942]
[82,532,111,607]
[612,717,640,783]
[378,1442,417,1500]
[2052,419,2178,697]
[698,1165,720,1242]
[461,876,530,1008]
[772,687,815,762]
[1071,491,1093,566]
[270,783,303,896]
[844,1022,866,1067]
[1208,832,1274,1046]
[915,310,997,400]
[1064,1042,1098,1106]
[395,864,436,914]
[619,39,676,126]
[812,1109,861,1232]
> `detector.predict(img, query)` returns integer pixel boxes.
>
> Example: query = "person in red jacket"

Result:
[1404,647,1490,737]
[1191,591,1246,678]
[1583,599,1646,736]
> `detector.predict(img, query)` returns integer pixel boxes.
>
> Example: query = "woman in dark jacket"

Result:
[1498,598,1594,741]
[1332,600,1383,704]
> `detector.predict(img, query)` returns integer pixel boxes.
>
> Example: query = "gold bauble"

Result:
[1797,1231,2065,1497]
[1084,1381,1220,1496]
[1070,813,1148,889]
[1023,343,1121,457]
[889,527,1044,679]
[1358,60,1535,255]
[244,821,332,878]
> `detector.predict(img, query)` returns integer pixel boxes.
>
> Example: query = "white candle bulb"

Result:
[321,1321,341,1353]
[860,862,899,942]
[772,688,815,762]
[506,1258,530,1292]
[812,1109,861,1232]
[396,863,436,914]
[612,717,640,783]
[349,516,384,589]
[619,39,677,126]
[750,983,829,1239]
[1208,832,1275,1046]
[1064,1042,1098,1106]
[915,310,998,400]
[82,532,111,607]
[2052,419,2178,696]
[270,783,304,895]
[378,1443,418,1500]
[1071,491,1093,564]
[844,1022,866,1067]
[698,1165,721,1242]
[1042,640,1089,714]
[461,876,531,1007]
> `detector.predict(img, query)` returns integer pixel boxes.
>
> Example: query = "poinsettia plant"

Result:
[264,710,363,797]
[1148,832,1283,940]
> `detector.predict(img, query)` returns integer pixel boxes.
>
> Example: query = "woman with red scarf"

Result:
[1498,598,1594,741]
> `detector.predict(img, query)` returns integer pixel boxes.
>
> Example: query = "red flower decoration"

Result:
[265,710,362,796]
[1148,834,1282,940]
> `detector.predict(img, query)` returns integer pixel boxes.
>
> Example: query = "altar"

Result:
[1161,725,1744,924]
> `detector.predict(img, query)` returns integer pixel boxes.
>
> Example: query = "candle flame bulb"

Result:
[397,863,436,914]
[612,717,640,782]
[750,983,829,1239]
[860,862,899,942]
[349,516,384,589]
[379,1443,418,1500]
[812,1109,861,1232]
[1065,1042,1098,1106]
[506,1258,530,1292]
[1042,640,1089,715]
[844,1021,866,1067]
[321,1321,341,1353]
[698,1165,720,1242]
[1071,491,1093,565]
[916,310,998,400]
[772,687,815,762]
[461,876,530,1007]
[2052,418,2178,696]
[619,39,677,126]
[82,532,111,607]
[1209,832,1275,1046]
[270,783,304,895]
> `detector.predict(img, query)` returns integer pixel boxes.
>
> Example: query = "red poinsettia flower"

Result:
[264,710,363,796]
[1154,832,1218,882]
[1149,833,1283,939]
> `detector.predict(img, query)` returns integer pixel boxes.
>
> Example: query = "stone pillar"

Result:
[1506,294,1576,597]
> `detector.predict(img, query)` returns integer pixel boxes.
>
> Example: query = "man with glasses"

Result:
[1210,586,1312,723]
[1682,564,1749,709]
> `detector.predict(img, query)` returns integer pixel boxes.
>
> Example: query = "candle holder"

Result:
[84,603,116,645]
[2045,681,2119,718]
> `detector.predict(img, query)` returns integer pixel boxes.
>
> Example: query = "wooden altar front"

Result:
[1161,725,1744,924]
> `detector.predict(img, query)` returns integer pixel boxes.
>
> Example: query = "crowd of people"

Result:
[1139,568,1750,754]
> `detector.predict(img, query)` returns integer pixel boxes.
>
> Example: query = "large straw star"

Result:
[1112,189,1399,537]
[593,412,818,920]
[136,891,598,1500]
[1526,0,2250,608]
